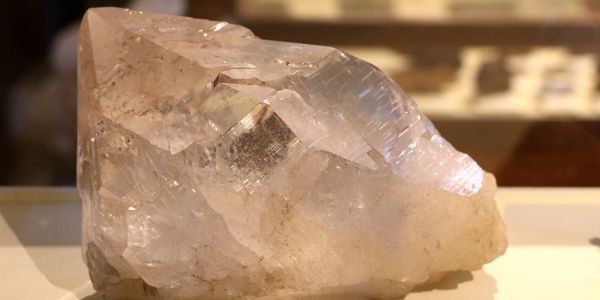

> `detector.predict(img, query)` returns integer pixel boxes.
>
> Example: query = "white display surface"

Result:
[0,187,599,300]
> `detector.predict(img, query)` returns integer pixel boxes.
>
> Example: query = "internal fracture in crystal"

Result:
[77,7,507,299]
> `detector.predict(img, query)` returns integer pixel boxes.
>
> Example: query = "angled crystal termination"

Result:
[78,7,507,299]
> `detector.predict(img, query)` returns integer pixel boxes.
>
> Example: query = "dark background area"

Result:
[0,1,234,185]
[0,0,87,184]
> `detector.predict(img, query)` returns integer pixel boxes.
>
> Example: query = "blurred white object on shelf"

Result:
[237,0,587,21]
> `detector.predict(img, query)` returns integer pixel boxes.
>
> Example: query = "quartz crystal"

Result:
[78,7,507,299]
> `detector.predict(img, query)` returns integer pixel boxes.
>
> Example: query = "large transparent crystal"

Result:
[77,7,507,299]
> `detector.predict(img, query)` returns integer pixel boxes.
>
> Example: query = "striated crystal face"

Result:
[77,7,507,299]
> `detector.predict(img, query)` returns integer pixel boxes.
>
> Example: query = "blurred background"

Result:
[1,0,599,186]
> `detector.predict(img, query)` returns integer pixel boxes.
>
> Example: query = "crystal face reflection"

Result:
[78,7,506,299]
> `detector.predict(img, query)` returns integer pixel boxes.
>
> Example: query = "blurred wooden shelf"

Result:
[240,17,600,49]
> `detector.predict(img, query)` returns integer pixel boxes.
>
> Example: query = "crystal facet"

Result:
[78,7,507,299]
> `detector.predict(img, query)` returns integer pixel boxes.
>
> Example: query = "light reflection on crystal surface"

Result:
[78,7,506,299]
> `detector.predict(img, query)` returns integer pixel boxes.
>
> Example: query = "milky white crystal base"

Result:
[77,7,506,299]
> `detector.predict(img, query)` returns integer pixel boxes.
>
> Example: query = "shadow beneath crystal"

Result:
[81,293,374,300]
[414,271,474,292]
[591,237,600,254]
[0,201,90,295]
[80,271,496,300]
[81,292,107,300]
[0,202,80,246]
[408,270,497,300]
